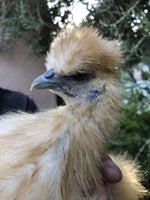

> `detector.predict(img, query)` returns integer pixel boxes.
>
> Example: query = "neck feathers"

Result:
[61,80,121,199]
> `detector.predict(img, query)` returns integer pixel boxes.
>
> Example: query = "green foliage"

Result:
[83,0,150,70]
[84,0,150,198]
[108,82,150,199]
[0,0,81,54]
[109,82,150,156]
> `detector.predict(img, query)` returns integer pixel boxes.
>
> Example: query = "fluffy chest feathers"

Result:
[0,109,68,200]
[0,105,92,198]
[0,97,112,200]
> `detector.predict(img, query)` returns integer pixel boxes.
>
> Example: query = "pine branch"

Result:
[36,0,49,27]
[135,35,150,49]
[99,0,140,28]
[135,138,150,161]
[1,0,7,18]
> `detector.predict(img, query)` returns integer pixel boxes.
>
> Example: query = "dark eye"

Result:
[72,73,88,81]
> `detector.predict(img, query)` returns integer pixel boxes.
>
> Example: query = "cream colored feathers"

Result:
[46,27,121,76]
[0,26,146,200]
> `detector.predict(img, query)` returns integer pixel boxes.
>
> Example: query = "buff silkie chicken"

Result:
[0,27,146,200]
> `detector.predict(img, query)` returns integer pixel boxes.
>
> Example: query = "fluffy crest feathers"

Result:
[45,27,122,77]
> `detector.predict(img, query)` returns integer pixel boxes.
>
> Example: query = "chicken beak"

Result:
[30,69,64,91]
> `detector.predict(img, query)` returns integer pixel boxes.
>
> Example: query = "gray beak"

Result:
[30,68,64,90]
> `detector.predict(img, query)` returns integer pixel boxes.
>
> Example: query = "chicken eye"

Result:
[72,73,88,81]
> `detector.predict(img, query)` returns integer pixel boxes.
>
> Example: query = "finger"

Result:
[101,156,122,184]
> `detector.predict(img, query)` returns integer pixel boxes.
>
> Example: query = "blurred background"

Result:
[0,0,150,198]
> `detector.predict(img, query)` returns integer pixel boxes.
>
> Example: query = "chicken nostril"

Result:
[45,69,55,78]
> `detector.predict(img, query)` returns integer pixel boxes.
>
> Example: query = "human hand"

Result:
[96,156,122,200]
